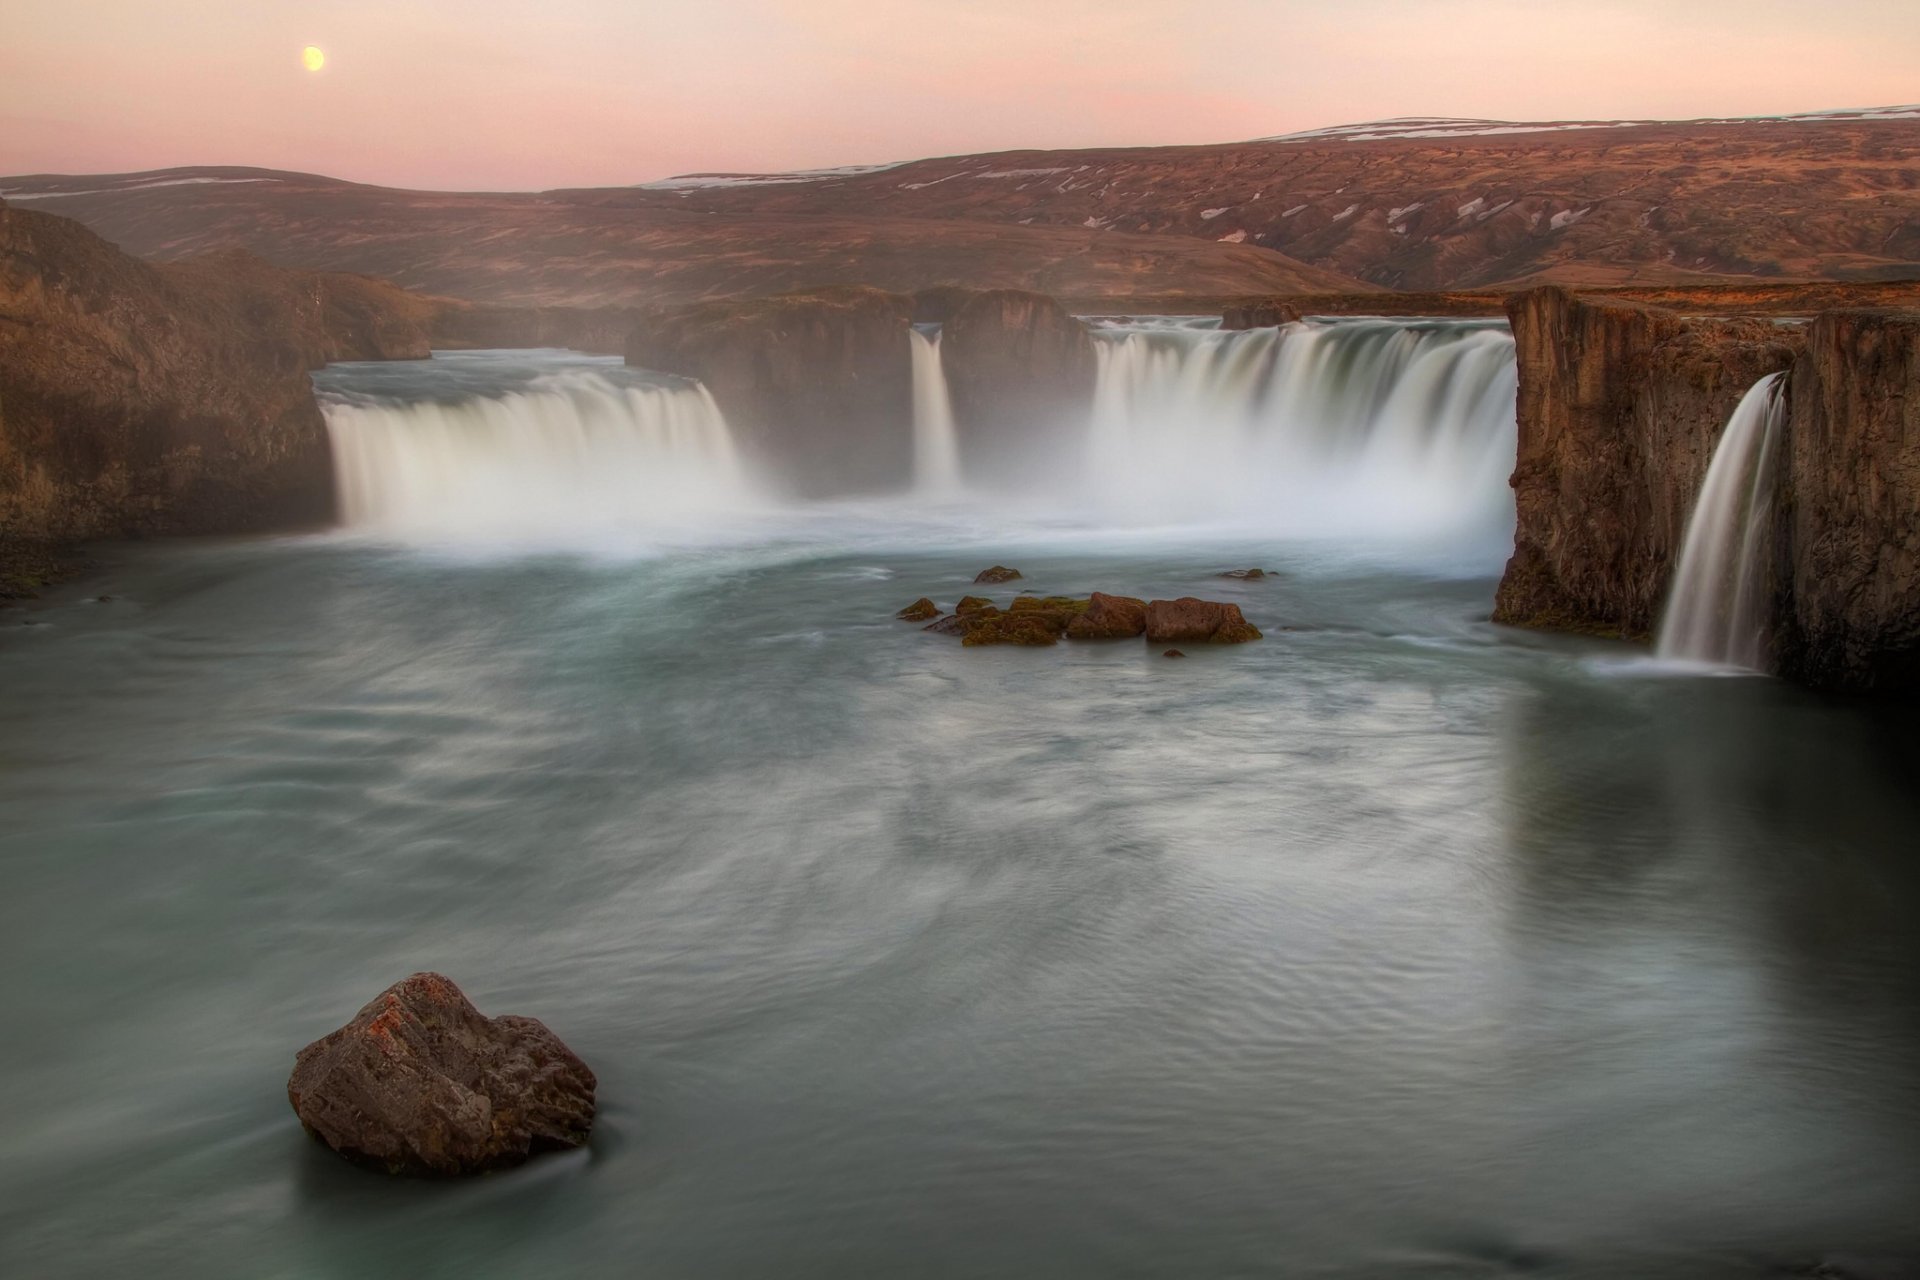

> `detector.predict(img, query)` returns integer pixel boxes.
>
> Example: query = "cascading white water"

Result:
[318,352,755,542]
[909,326,963,493]
[1084,318,1518,549]
[1654,372,1788,669]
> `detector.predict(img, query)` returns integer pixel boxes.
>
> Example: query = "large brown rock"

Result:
[626,287,915,496]
[1144,598,1262,644]
[0,205,437,556]
[1776,310,1920,693]
[1065,592,1149,639]
[288,973,596,1177]
[1492,287,1802,639]
[941,290,1097,483]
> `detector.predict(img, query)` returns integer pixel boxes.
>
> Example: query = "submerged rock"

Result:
[1144,598,1263,644]
[287,972,596,1176]
[896,597,939,621]
[961,611,1062,646]
[1163,649,1187,659]
[973,565,1023,584]
[1218,569,1275,580]
[1064,592,1149,639]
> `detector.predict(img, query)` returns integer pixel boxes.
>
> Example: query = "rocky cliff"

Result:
[626,287,916,495]
[1777,311,1920,693]
[0,203,435,587]
[430,303,639,356]
[624,286,1102,495]
[1493,288,1803,638]
[940,290,1098,485]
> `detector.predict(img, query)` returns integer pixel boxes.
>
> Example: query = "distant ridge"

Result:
[5,106,1916,297]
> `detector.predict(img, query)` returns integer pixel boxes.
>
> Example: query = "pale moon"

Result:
[302,46,325,72]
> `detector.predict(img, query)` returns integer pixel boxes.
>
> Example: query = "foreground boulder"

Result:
[288,972,596,1176]
[1144,598,1263,644]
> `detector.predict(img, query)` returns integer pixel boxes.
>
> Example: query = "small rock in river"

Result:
[1145,598,1263,644]
[287,972,596,1176]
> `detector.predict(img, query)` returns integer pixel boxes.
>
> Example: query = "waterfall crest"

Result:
[1083,318,1518,546]
[1655,372,1788,669]
[910,326,963,492]
[319,354,752,540]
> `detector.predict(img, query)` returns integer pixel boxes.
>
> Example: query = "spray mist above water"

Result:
[1084,317,1518,549]
[316,321,1520,568]
[316,351,757,547]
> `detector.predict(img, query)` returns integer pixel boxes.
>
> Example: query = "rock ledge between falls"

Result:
[288,972,596,1176]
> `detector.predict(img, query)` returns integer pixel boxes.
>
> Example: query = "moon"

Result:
[302,46,325,72]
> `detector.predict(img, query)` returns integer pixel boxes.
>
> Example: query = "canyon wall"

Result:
[625,286,1100,494]
[940,290,1097,485]
[430,303,639,356]
[625,287,917,496]
[1492,288,1802,638]
[0,203,435,587]
[1776,311,1920,693]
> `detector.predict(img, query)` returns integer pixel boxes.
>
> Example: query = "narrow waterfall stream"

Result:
[1655,372,1789,669]
[909,325,963,493]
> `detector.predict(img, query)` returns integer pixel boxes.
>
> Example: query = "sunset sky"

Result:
[4,0,1916,190]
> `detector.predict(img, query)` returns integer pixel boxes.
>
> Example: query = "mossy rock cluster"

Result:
[897,589,1260,649]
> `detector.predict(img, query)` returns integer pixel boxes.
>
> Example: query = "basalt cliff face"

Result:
[940,289,1097,484]
[626,287,917,495]
[0,203,437,577]
[1492,288,1803,638]
[626,286,1101,494]
[1777,311,1920,693]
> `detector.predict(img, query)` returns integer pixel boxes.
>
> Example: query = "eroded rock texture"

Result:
[1777,311,1920,693]
[0,204,433,558]
[1492,287,1802,639]
[626,286,916,495]
[1143,598,1263,644]
[288,972,596,1177]
[940,290,1097,483]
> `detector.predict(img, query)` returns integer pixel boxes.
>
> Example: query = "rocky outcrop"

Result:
[1220,300,1304,330]
[1776,311,1920,693]
[1143,598,1263,644]
[288,972,596,1177]
[431,303,640,356]
[941,290,1097,484]
[910,591,1258,648]
[972,565,1022,584]
[0,204,436,559]
[626,287,915,495]
[1065,592,1148,639]
[1493,287,1802,639]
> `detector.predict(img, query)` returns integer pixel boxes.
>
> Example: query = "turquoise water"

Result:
[4,519,1918,1279]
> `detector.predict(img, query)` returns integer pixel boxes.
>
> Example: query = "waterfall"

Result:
[318,354,753,540]
[910,326,963,492]
[1655,372,1788,669]
[1085,318,1518,546]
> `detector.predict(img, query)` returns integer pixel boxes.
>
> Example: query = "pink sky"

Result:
[3,0,1916,190]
